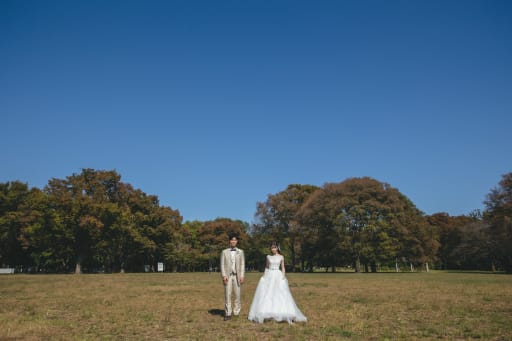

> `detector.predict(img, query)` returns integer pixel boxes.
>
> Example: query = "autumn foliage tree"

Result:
[195,218,250,271]
[254,184,319,272]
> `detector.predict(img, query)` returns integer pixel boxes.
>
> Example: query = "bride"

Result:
[248,241,307,324]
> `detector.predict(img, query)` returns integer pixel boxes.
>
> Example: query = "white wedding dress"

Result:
[248,254,307,324]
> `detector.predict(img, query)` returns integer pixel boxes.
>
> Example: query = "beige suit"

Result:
[220,247,245,316]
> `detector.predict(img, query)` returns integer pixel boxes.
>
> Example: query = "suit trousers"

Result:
[224,274,241,316]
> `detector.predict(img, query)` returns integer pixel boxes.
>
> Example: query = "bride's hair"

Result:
[270,241,281,254]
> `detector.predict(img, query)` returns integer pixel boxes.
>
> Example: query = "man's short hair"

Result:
[228,234,238,241]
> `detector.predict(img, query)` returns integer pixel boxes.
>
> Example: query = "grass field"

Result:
[0,271,511,340]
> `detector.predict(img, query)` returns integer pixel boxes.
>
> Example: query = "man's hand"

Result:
[239,276,244,284]
[223,276,228,285]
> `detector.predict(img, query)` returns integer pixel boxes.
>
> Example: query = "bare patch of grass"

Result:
[0,272,511,340]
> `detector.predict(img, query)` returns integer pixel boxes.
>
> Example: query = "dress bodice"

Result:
[267,255,283,270]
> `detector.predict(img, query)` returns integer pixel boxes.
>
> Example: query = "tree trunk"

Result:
[395,260,400,272]
[75,262,81,274]
[410,263,414,272]
[290,240,296,272]
[354,256,361,273]
[425,262,430,272]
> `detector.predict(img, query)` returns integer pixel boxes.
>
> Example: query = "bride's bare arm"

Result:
[261,255,269,279]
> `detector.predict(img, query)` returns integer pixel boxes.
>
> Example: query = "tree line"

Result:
[1,169,511,273]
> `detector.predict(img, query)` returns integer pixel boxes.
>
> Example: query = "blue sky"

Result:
[2,0,511,223]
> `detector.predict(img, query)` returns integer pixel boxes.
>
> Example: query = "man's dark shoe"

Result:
[224,315,231,321]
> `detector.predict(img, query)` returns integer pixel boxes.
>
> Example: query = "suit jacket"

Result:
[220,248,245,285]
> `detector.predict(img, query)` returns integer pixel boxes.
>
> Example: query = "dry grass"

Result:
[0,272,511,340]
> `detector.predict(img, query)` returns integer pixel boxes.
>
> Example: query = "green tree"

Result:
[450,219,492,270]
[0,182,33,269]
[2,169,183,273]
[21,188,75,273]
[45,171,108,273]
[299,177,427,272]
[143,205,182,271]
[117,185,182,272]
[44,169,147,273]
[427,213,474,270]
[484,172,512,272]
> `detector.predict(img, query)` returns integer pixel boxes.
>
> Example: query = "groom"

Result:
[220,234,245,321]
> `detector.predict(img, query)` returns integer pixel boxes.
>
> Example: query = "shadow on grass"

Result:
[208,309,225,316]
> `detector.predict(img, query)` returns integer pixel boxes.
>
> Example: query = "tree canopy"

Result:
[1,169,510,273]
[484,173,512,272]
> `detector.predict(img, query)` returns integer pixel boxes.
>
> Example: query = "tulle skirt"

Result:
[247,269,307,324]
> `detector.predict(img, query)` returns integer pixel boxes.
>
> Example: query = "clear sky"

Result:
[2,0,511,223]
